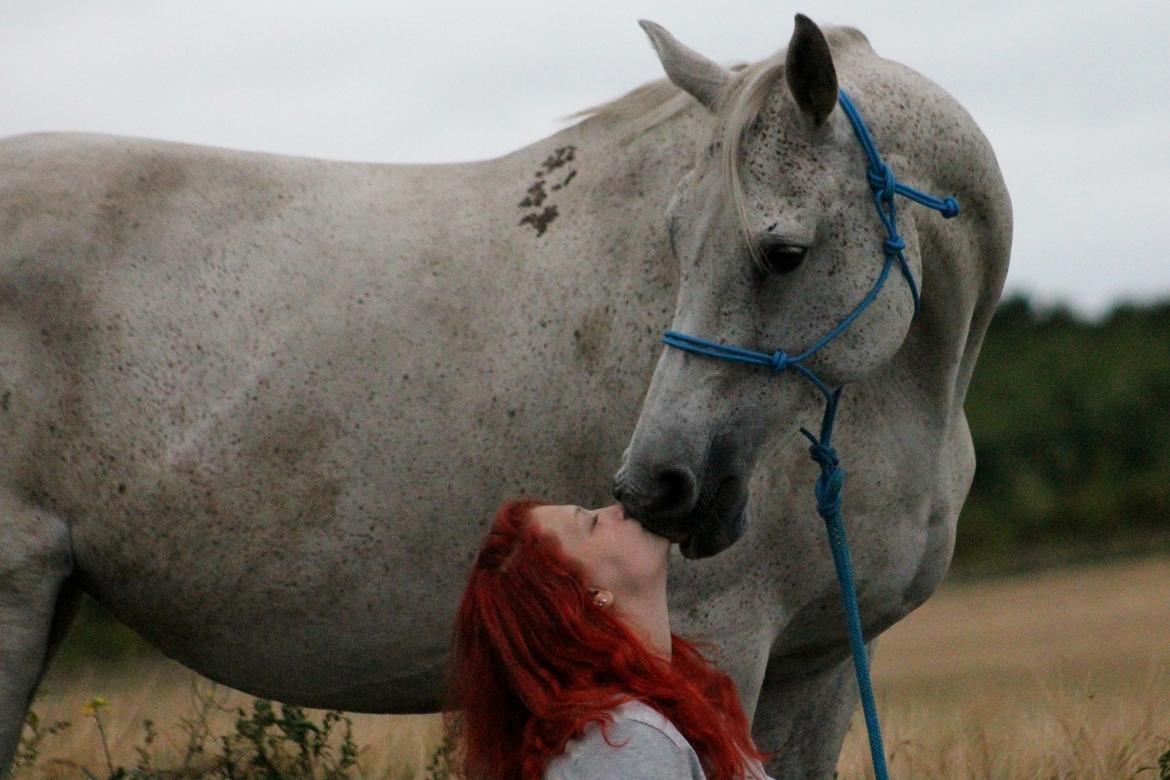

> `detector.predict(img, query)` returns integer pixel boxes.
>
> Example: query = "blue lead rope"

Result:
[662,90,959,780]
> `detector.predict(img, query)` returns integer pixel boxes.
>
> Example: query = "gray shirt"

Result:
[542,699,774,779]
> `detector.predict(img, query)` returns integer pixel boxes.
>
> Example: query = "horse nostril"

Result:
[614,462,697,520]
[650,464,698,518]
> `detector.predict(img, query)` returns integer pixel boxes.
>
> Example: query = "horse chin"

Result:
[678,497,750,560]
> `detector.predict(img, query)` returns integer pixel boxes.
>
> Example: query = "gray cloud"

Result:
[2,0,1167,316]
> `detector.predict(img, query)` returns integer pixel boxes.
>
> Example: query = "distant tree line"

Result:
[956,294,1170,572]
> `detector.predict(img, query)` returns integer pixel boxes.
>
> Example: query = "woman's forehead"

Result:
[530,504,585,542]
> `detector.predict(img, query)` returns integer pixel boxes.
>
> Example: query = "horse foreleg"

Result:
[751,641,878,780]
[0,496,74,779]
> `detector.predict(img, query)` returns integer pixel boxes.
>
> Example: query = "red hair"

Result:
[440,497,778,780]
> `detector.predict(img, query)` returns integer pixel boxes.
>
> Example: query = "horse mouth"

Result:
[678,475,748,559]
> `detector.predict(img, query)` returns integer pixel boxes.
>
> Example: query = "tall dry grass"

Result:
[16,556,1170,779]
[837,555,1170,779]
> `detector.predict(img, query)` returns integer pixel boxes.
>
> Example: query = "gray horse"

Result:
[0,13,1009,778]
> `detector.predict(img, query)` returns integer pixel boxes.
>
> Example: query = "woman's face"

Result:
[529,502,672,599]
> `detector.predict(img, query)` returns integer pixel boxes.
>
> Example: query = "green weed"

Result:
[15,683,374,780]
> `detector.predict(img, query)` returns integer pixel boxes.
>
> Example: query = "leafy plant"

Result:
[14,710,72,771]
[422,715,462,780]
[219,699,358,780]
[16,686,360,780]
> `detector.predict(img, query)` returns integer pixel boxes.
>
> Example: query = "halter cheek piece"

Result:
[661,90,959,780]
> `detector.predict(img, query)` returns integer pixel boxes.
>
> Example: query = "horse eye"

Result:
[758,241,807,275]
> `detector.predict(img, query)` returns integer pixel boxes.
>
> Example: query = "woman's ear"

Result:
[591,588,615,608]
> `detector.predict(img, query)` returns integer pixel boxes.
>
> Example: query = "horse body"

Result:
[0,17,1009,780]
[0,120,686,701]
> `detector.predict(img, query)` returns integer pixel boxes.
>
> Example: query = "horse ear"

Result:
[785,14,838,126]
[638,19,733,113]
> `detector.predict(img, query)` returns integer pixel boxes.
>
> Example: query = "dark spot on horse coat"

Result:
[519,205,558,237]
[518,180,547,208]
[572,307,613,372]
[540,146,576,173]
[551,170,576,191]
[516,146,577,236]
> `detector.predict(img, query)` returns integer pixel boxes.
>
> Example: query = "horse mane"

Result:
[561,25,872,269]
[558,25,871,140]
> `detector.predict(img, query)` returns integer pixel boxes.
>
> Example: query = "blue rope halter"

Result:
[662,90,958,780]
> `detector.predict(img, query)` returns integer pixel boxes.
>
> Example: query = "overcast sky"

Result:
[3,1,1167,318]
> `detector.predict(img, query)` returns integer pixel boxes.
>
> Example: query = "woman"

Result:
[440,497,778,779]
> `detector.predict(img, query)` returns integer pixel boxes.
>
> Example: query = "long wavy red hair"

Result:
[439,497,778,780]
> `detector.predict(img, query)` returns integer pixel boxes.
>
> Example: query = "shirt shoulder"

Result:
[615,701,776,780]
[543,700,707,779]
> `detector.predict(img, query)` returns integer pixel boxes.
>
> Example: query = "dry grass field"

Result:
[835,555,1170,778]
[15,556,1170,779]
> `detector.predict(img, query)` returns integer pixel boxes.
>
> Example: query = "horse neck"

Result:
[493,100,709,289]
[896,210,1008,423]
[867,243,983,445]
[847,60,1011,427]
[486,80,1007,427]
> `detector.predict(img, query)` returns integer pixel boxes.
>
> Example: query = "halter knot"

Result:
[799,430,844,517]
[814,468,845,519]
[882,235,906,255]
[768,349,791,373]
[805,439,840,471]
[867,164,897,202]
[940,196,960,219]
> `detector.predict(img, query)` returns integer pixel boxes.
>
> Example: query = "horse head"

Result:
[613,15,935,559]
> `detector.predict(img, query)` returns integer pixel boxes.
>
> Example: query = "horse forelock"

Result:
[717,25,874,270]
